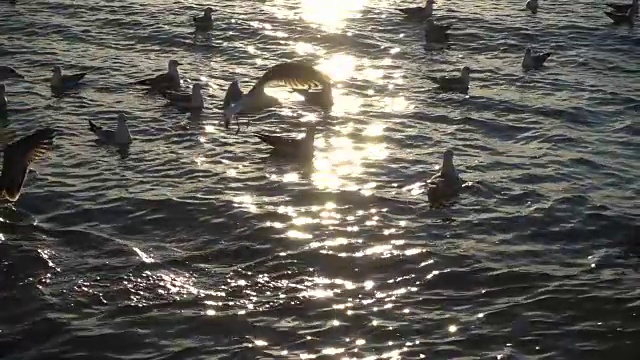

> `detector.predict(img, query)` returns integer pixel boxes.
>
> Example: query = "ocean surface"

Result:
[1,0,639,359]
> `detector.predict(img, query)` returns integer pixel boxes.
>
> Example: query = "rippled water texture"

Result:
[1,0,639,358]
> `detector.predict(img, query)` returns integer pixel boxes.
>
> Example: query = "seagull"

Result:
[424,18,452,44]
[0,84,7,112]
[427,66,471,94]
[133,59,182,91]
[0,66,24,81]
[88,113,132,145]
[0,127,57,202]
[522,48,551,70]
[525,0,538,14]
[396,0,435,20]
[193,7,214,30]
[50,65,88,92]
[426,149,463,206]
[605,7,636,24]
[160,83,204,111]
[255,126,316,161]
[606,0,639,14]
[224,62,332,127]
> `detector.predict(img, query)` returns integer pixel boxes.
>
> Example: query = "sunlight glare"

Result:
[298,0,367,32]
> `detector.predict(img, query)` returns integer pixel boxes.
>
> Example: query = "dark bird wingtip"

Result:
[88,120,98,133]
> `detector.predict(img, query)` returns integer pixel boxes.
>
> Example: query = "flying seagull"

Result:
[224,62,333,129]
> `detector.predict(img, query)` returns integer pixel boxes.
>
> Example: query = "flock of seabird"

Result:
[0,0,637,206]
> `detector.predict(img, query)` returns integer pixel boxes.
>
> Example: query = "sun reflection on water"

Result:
[298,0,367,32]
[317,54,357,82]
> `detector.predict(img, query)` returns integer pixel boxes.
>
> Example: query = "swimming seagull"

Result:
[133,60,182,91]
[254,126,316,161]
[0,66,24,81]
[522,48,551,70]
[224,62,332,128]
[525,0,538,14]
[605,6,637,24]
[160,83,204,111]
[424,18,452,45]
[426,66,471,94]
[606,0,639,14]
[0,127,57,202]
[396,0,435,20]
[193,7,214,30]
[88,113,132,145]
[426,149,463,206]
[50,65,88,92]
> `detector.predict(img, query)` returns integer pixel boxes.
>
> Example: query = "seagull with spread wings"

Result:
[223,62,333,130]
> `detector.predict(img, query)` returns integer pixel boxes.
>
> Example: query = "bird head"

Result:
[461,66,471,77]
[441,149,456,173]
[117,113,128,123]
[0,83,5,94]
[204,7,214,15]
[51,65,62,75]
[168,60,182,70]
[306,126,316,136]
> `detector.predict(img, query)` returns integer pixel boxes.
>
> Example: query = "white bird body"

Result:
[89,114,132,145]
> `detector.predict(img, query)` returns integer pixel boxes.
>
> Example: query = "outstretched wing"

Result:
[248,62,332,94]
[0,128,56,201]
